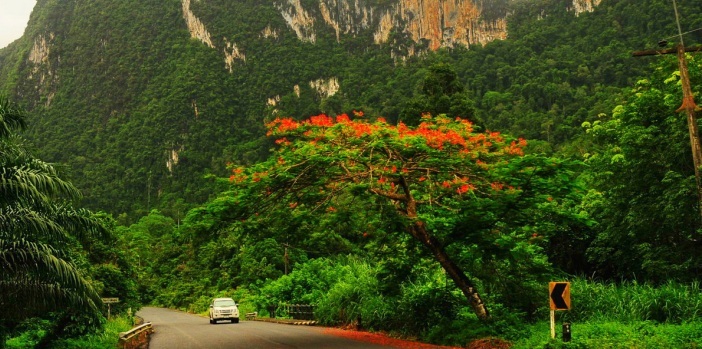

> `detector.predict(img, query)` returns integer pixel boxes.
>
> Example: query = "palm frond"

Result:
[0,239,101,320]
[0,281,100,320]
[0,205,67,243]
[0,165,81,205]
[49,206,109,240]
[0,96,27,139]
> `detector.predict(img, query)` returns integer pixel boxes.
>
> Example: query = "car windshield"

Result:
[214,299,236,307]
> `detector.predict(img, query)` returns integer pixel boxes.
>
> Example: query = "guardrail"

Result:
[246,312,258,320]
[118,322,153,349]
[283,304,315,320]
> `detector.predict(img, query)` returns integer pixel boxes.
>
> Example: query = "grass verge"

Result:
[5,316,134,349]
[510,320,702,348]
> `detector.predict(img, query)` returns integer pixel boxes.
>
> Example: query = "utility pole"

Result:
[632,0,702,217]
[283,244,289,275]
[147,170,152,211]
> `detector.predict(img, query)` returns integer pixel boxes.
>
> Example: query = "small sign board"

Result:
[102,298,120,304]
[549,282,571,310]
[548,282,571,339]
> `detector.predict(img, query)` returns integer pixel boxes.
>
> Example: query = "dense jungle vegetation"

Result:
[2,0,702,347]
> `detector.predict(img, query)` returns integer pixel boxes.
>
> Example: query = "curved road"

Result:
[137,307,394,349]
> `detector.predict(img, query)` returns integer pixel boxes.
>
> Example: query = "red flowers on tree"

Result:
[230,111,576,320]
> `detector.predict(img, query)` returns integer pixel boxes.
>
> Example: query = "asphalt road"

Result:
[137,307,395,349]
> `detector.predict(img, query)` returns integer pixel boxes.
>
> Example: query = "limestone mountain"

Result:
[0,0,697,221]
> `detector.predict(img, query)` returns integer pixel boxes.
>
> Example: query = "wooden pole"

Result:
[675,44,702,218]
[550,310,556,339]
[633,0,702,217]
[633,44,702,218]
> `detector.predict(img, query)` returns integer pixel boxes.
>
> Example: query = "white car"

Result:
[209,298,240,324]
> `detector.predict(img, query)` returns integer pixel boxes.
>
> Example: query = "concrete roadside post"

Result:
[563,322,572,342]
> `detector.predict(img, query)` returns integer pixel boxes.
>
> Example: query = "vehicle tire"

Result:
[233,318,239,323]
[209,318,214,324]
[213,319,218,324]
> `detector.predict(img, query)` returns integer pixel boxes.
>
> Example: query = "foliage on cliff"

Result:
[0,0,698,221]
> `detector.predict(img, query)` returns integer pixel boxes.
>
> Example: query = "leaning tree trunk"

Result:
[374,178,490,319]
[406,215,490,320]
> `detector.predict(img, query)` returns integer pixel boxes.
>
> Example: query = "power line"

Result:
[661,28,702,42]
[672,0,685,46]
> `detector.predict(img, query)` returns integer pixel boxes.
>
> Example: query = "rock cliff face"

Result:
[571,0,601,16]
[183,0,246,72]
[274,0,601,53]
[177,0,603,72]
[277,0,319,43]
[27,33,56,106]
[223,39,246,73]
[182,0,214,48]
[310,77,340,99]
[374,0,506,50]
[276,0,505,50]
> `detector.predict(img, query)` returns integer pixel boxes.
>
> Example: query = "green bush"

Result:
[4,319,51,349]
[314,259,392,328]
[252,255,533,344]
[253,256,392,327]
[423,303,531,345]
[386,271,462,335]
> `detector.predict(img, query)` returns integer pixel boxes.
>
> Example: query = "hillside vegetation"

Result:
[0,0,697,222]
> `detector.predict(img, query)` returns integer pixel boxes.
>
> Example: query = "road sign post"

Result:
[102,298,120,319]
[548,282,571,339]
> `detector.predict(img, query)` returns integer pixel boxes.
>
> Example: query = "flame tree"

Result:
[229,112,582,320]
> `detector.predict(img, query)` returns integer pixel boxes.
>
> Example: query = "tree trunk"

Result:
[386,177,490,319]
[0,324,6,349]
[408,220,490,320]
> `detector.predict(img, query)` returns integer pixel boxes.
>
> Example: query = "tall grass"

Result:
[510,279,702,348]
[562,278,702,323]
[512,321,702,349]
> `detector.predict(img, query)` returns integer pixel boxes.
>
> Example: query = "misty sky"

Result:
[0,1,37,48]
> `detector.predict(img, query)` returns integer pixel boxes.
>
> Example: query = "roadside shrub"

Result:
[422,302,531,345]
[388,271,462,335]
[314,259,392,329]
[252,256,393,328]
[4,319,51,349]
